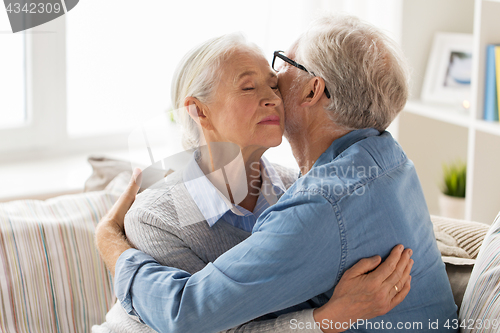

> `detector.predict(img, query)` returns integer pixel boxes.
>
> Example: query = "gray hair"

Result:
[171,33,264,150]
[295,15,410,132]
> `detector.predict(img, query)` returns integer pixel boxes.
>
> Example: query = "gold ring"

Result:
[394,285,399,293]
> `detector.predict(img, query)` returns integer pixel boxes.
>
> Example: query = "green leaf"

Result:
[440,159,466,198]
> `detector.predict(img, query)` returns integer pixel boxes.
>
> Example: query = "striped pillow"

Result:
[459,212,500,332]
[0,172,128,333]
[431,215,490,259]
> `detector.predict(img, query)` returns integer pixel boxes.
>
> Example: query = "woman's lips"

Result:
[258,115,281,125]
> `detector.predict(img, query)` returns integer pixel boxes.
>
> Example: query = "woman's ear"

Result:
[299,77,328,108]
[184,97,213,130]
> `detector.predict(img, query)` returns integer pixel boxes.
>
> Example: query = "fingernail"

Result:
[132,168,142,185]
[409,249,413,256]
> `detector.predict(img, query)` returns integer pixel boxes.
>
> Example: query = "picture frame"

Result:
[421,32,474,105]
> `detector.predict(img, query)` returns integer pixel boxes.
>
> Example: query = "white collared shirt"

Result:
[183,153,286,232]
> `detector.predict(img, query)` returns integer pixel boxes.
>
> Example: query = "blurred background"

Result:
[5,0,497,225]
[0,0,402,197]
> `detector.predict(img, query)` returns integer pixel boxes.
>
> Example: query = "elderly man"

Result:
[96,15,457,333]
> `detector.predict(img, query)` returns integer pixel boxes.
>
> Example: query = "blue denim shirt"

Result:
[114,128,458,333]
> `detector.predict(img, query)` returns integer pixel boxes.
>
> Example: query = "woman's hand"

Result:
[313,245,413,333]
[95,168,142,276]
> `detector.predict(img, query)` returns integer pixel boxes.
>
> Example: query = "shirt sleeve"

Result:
[114,191,343,333]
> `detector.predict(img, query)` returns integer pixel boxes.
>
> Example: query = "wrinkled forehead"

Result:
[222,48,276,83]
[228,47,270,67]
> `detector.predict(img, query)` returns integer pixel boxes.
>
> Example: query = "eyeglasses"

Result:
[272,50,331,99]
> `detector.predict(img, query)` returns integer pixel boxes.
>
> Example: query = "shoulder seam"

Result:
[300,155,409,205]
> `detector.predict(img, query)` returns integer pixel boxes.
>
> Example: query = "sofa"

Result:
[0,157,499,332]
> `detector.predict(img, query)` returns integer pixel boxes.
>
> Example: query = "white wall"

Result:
[401,0,475,100]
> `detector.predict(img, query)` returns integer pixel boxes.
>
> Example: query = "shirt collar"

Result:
[183,152,244,228]
[183,152,285,227]
[313,128,381,169]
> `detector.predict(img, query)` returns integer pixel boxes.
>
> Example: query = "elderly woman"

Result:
[94,33,412,333]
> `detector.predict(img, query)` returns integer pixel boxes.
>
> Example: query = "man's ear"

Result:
[300,77,328,108]
[184,97,214,130]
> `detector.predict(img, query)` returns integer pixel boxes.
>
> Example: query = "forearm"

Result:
[95,220,133,276]
[114,194,340,333]
[95,168,141,276]
[115,243,337,332]
[126,212,325,333]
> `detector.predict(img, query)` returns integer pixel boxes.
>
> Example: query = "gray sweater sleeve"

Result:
[219,309,323,333]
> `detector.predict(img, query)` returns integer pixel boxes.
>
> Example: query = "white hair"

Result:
[171,33,264,150]
[295,15,410,132]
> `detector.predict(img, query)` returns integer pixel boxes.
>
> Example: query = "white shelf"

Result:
[398,0,500,224]
[404,100,500,136]
[474,119,500,136]
[404,100,471,127]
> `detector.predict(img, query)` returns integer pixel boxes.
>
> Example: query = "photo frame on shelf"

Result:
[421,32,474,105]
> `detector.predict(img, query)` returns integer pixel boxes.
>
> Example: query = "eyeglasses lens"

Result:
[273,56,285,72]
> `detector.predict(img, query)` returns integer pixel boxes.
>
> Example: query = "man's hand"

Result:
[313,244,413,333]
[95,168,142,276]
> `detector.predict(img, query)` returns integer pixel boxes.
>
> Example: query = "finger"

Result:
[108,168,142,220]
[384,248,413,288]
[369,244,404,282]
[390,259,413,299]
[403,259,413,280]
[120,168,142,203]
[129,168,143,193]
[390,275,411,309]
[343,255,382,278]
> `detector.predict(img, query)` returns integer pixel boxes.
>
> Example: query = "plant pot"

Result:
[438,193,466,220]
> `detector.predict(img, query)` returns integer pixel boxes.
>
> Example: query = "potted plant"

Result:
[439,160,466,219]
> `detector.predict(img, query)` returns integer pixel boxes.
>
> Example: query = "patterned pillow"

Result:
[459,212,500,332]
[0,172,128,333]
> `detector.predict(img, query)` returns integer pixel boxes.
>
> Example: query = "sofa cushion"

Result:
[0,172,128,332]
[430,215,491,309]
[444,260,474,310]
[431,215,490,259]
[84,156,132,192]
[459,211,500,331]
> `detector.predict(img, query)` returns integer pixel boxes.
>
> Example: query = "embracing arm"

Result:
[109,183,347,333]
[96,170,412,333]
[95,169,142,276]
[219,246,412,333]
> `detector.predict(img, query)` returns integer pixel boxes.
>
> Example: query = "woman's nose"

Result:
[262,90,282,107]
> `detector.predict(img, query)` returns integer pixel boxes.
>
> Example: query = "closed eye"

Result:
[271,86,279,90]
[242,87,255,91]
